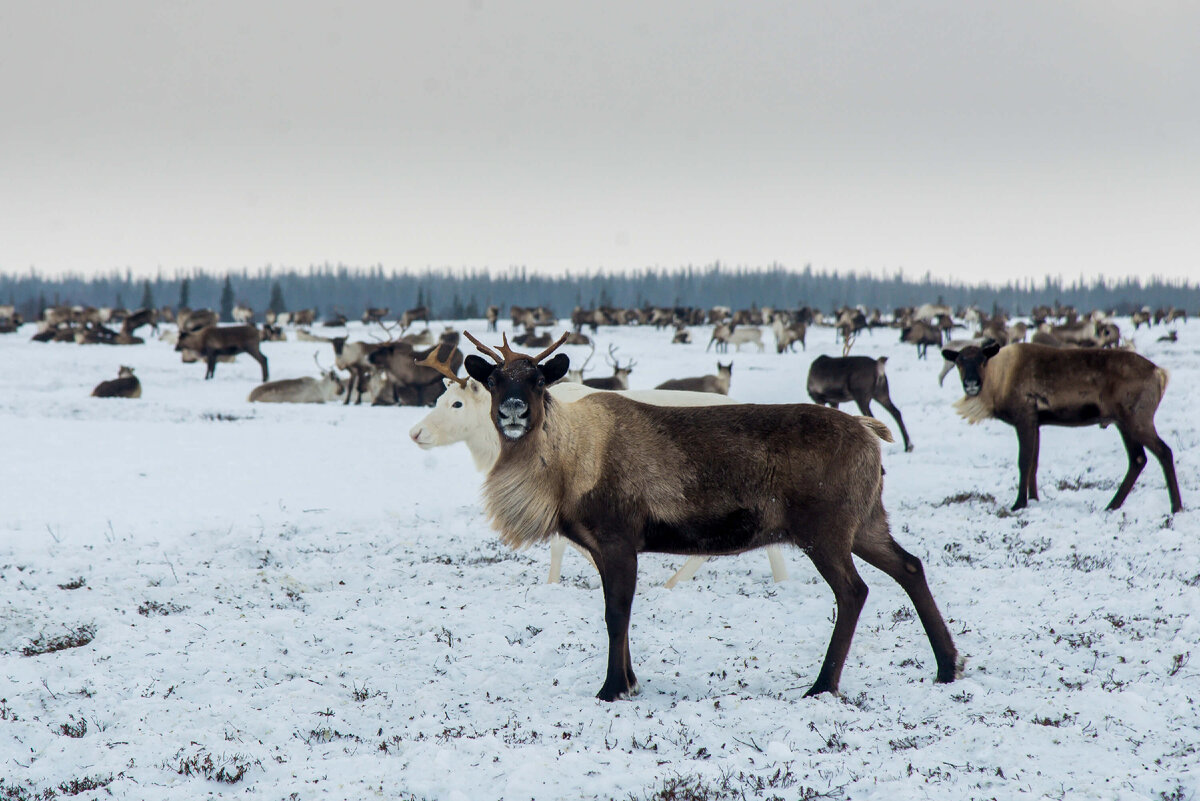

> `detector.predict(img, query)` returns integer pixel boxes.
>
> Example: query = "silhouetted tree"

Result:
[219,277,234,322]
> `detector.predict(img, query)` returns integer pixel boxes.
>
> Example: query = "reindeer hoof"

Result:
[596,682,637,702]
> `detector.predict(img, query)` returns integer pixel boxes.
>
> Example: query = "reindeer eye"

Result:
[452,401,463,408]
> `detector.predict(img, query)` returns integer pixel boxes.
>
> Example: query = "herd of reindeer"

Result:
[1,296,1188,699]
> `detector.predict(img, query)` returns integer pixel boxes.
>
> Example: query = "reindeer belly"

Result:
[641,508,772,555]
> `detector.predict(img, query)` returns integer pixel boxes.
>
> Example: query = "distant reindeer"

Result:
[91,366,141,398]
[807,355,913,452]
[582,345,636,390]
[401,306,430,329]
[656,362,732,395]
[176,325,269,381]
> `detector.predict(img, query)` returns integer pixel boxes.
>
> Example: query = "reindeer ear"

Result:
[464,355,496,384]
[539,353,570,385]
[982,342,1002,359]
[941,348,960,362]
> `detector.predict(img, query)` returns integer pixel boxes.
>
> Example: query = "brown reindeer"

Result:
[900,320,943,359]
[91,366,141,398]
[461,332,958,701]
[806,355,914,452]
[176,325,269,381]
[943,342,1181,513]
[655,362,732,395]
[362,307,390,325]
[367,340,464,406]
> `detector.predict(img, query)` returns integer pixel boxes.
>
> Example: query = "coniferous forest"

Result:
[1,262,1196,320]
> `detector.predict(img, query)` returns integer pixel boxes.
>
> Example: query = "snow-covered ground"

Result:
[1,317,1197,800]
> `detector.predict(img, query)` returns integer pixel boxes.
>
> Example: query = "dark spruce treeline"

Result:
[1,262,1196,321]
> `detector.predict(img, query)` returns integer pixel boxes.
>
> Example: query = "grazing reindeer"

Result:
[582,345,635,390]
[655,362,732,395]
[708,323,764,353]
[461,332,958,700]
[806,356,913,452]
[176,325,269,380]
[486,305,500,332]
[943,342,1181,513]
[91,366,141,398]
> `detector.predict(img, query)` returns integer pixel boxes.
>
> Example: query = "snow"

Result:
[1,318,1197,800]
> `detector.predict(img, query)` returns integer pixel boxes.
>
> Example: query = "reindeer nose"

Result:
[409,427,422,443]
[499,398,529,423]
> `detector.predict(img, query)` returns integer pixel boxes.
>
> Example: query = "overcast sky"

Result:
[2,1,1197,283]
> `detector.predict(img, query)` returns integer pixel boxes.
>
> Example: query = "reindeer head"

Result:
[463,331,569,442]
[942,340,1001,397]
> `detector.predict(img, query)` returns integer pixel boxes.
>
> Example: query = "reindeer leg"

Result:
[664,556,708,589]
[766,546,788,583]
[1027,424,1040,500]
[1147,436,1182,514]
[876,397,913,452]
[803,538,868,697]
[852,517,958,684]
[1012,416,1038,510]
[1107,425,1148,511]
[205,354,216,379]
[342,370,356,405]
[547,536,567,583]
[594,545,640,701]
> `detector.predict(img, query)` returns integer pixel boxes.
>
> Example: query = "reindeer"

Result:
[707,323,764,353]
[176,325,269,381]
[292,308,317,326]
[329,337,386,405]
[486,305,499,332]
[121,308,158,336]
[410,345,787,588]
[460,332,958,700]
[900,320,943,359]
[177,308,218,333]
[362,307,390,325]
[806,355,913,452]
[91,366,141,398]
[582,345,635,390]
[655,362,732,395]
[670,324,692,344]
[512,327,554,348]
[232,304,254,324]
[367,340,464,407]
[942,342,1181,513]
[248,353,346,403]
[772,315,806,353]
[562,342,595,383]
[401,306,429,329]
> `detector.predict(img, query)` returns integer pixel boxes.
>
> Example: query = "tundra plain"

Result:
[1,318,1197,800]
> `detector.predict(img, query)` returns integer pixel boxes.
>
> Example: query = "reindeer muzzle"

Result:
[498,398,531,439]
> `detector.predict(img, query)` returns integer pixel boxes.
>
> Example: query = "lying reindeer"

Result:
[91,366,141,398]
[248,353,345,403]
[461,332,958,701]
[655,362,732,395]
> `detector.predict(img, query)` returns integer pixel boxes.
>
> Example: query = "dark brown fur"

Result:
[464,351,958,702]
[807,355,913,452]
[943,342,1181,513]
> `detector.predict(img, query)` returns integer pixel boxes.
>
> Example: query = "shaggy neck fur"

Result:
[483,394,604,549]
[953,346,1018,424]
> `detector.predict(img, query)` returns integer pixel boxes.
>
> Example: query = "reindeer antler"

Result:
[464,330,569,366]
[415,344,467,387]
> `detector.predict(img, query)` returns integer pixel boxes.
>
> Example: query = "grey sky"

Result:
[2,1,1197,283]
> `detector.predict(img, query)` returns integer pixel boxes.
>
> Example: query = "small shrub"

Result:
[21,625,96,657]
[56,577,86,590]
[137,600,188,617]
